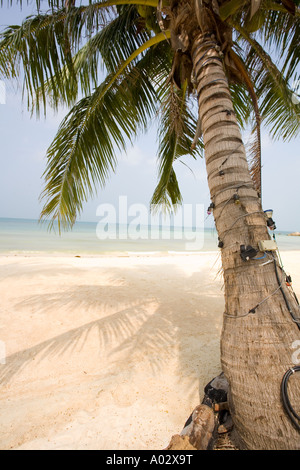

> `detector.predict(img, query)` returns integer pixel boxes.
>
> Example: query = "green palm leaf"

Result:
[31,5,152,113]
[40,36,170,230]
[151,80,202,210]
[238,29,300,140]
[0,0,158,112]
[261,6,300,79]
[2,0,300,229]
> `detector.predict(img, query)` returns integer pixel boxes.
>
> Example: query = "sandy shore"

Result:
[0,250,299,450]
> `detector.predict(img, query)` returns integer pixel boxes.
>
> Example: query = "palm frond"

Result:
[246,123,262,196]
[236,24,300,141]
[1,0,64,10]
[0,0,158,112]
[31,5,152,113]
[228,81,253,128]
[228,48,262,193]
[90,5,151,74]
[226,77,263,193]
[151,80,203,211]
[40,37,170,231]
[0,9,87,110]
[260,6,300,80]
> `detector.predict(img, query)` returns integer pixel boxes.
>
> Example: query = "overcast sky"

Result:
[1,2,300,231]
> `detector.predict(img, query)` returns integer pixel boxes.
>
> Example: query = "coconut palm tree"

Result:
[1,0,300,449]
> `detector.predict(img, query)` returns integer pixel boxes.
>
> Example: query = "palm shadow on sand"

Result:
[0,260,224,403]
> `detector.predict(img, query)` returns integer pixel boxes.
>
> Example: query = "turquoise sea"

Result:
[0,217,300,255]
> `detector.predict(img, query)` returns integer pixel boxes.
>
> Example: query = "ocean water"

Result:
[0,217,299,255]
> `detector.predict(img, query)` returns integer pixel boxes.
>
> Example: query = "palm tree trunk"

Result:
[191,33,300,450]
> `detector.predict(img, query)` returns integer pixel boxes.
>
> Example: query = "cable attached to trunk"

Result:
[273,255,300,433]
[281,366,300,433]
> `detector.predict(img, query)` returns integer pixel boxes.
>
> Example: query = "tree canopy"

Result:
[1,0,300,230]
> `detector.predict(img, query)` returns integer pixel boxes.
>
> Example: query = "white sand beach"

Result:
[0,251,299,450]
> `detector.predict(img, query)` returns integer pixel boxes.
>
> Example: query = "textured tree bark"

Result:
[191,32,300,450]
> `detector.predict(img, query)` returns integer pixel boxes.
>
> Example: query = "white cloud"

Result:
[125,145,143,166]
[121,144,156,167]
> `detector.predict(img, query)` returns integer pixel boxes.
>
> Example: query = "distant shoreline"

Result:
[1,217,300,253]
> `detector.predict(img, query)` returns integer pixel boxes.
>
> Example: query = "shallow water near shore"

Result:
[1,217,299,255]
